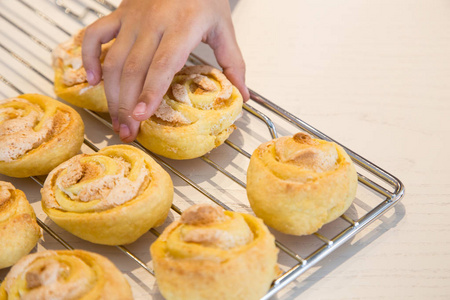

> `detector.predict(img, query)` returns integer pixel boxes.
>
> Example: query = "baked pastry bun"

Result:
[41,144,173,245]
[0,250,133,299]
[150,204,278,300]
[0,181,41,269]
[137,65,243,160]
[0,94,84,178]
[52,28,111,112]
[247,132,358,235]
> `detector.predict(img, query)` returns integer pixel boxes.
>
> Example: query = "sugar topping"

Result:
[0,98,54,162]
[180,204,226,225]
[275,133,339,173]
[154,100,190,124]
[178,204,253,250]
[4,251,92,300]
[153,65,233,123]
[49,154,149,212]
[52,28,112,87]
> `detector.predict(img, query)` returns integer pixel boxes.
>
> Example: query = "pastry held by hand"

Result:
[52,28,111,112]
[150,204,278,300]
[247,133,358,235]
[41,144,173,245]
[0,94,84,178]
[0,181,41,269]
[137,65,243,160]
[0,250,133,299]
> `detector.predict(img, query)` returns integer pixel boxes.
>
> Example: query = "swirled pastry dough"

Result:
[41,144,173,245]
[52,29,111,112]
[0,94,84,178]
[0,250,132,299]
[0,181,41,269]
[151,204,278,300]
[246,132,358,235]
[137,65,243,159]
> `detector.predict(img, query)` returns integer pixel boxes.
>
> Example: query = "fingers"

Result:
[210,23,250,102]
[102,26,137,132]
[82,15,121,86]
[116,32,162,142]
[122,26,244,142]
[82,1,248,144]
[132,31,201,122]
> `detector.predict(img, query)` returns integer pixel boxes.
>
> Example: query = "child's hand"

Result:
[82,0,249,142]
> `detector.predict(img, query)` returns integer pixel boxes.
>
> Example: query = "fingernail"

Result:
[119,124,130,139]
[133,102,147,116]
[86,70,95,84]
[112,117,119,132]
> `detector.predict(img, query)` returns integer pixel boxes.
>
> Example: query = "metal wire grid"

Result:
[0,0,405,299]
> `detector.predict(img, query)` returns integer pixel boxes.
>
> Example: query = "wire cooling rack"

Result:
[0,0,405,299]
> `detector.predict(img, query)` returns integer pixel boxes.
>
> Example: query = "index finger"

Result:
[132,31,201,121]
[82,15,121,85]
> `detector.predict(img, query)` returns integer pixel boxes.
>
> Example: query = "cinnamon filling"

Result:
[153,66,233,124]
[0,98,69,162]
[178,204,253,250]
[275,133,339,173]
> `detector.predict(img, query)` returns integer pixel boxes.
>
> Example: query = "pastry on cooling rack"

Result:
[0,181,41,269]
[246,132,358,236]
[137,65,243,160]
[52,28,111,112]
[0,94,84,178]
[150,204,278,300]
[41,144,173,245]
[0,249,133,299]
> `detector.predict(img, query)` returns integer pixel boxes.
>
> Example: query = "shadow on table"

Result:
[272,201,406,299]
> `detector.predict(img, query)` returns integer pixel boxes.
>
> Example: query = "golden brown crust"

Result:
[0,181,41,269]
[137,65,243,160]
[179,204,226,225]
[52,29,110,112]
[0,94,84,178]
[41,144,173,245]
[0,249,133,299]
[246,133,358,235]
[150,204,278,300]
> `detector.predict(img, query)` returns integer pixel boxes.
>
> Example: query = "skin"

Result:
[82,0,250,142]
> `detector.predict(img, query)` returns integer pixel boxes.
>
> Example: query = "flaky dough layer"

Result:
[0,250,132,299]
[41,144,173,245]
[0,181,41,269]
[151,204,278,300]
[0,94,84,178]
[52,29,110,112]
[246,133,358,235]
[137,65,243,160]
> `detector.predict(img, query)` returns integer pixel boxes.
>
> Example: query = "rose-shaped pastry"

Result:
[137,65,243,160]
[150,204,278,300]
[247,132,358,235]
[0,94,84,178]
[52,28,111,112]
[0,181,41,269]
[0,250,133,299]
[41,144,173,245]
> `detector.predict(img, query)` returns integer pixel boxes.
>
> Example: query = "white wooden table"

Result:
[1,0,449,299]
[229,0,450,299]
